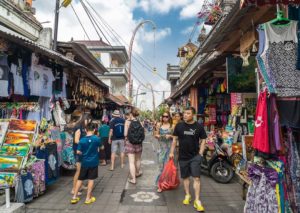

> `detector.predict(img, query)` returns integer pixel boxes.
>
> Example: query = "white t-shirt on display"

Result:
[29,65,43,96]
[11,63,24,95]
[40,67,55,98]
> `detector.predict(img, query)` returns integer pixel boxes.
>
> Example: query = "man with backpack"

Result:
[124,108,145,184]
[109,110,125,171]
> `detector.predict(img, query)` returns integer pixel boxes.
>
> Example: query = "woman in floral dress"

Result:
[155,111,173,192]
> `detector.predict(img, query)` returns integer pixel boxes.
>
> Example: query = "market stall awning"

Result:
[0,24,109,91]
[106,94,124,106]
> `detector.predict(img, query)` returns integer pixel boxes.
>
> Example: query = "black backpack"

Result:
[127,120,145,145]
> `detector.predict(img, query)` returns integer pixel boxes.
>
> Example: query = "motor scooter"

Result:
[201,138,234,183]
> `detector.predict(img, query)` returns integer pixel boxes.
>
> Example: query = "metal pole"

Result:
[135,84,142,107]
[53,0,60,51]
[147,84,155,120]
[128,20,156,102]
[5,187,10,208]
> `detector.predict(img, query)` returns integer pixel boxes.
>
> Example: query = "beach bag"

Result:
[158,159,180,191]
[127,120,145,145]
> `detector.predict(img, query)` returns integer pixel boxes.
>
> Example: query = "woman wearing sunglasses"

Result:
[155,111,174,192]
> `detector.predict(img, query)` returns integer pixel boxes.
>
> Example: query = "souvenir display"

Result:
[0,172,17,186]
[8,120,37,132]
[0,121,9,145]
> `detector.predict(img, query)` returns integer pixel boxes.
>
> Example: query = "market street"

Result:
[25,133,245,213]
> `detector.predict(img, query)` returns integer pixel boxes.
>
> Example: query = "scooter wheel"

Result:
[210,161,234,184]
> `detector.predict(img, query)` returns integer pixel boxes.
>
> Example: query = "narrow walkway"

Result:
[25,134,245,212]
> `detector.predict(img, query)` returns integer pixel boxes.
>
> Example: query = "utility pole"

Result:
[53,0,60,51]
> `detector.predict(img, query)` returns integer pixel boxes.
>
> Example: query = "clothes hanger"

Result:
[270,5,290,26]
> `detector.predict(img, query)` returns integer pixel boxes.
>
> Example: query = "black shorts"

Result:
[79,166,98,180]
[179,155,202,179]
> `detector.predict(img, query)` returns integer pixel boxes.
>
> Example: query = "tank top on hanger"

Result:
[262,21,300,97]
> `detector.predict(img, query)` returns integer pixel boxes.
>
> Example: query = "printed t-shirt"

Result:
[0,55,9,97]
[40,67,55,98]
[77,135,101,168]
[29,65,43,96]
[173,121,207,161]
[11,63,24,95]
[109,117,125,140]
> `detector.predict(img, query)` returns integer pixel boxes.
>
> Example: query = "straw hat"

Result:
[112,110,121,117]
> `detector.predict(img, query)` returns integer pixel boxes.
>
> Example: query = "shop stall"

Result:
[0,26,108,203]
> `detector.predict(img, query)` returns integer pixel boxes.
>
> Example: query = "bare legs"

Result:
[72,162,81,194]
[135,152,142,175]
[128,153,136,183]
[183,177,202,204]
[86,180,94,201]
[183,178,190,196]
[110,153,116,170]
[72,179,94,202]
[121,152,125,168]
[193,177,201,202]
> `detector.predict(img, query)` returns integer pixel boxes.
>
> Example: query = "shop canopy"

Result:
[0,24,109,91]
[106,94,131,106]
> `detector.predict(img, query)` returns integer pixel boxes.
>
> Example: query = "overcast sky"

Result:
[33,0,204,110]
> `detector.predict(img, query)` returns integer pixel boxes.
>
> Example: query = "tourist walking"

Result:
[71,112,91,195]
[109,110,125,171]
[124,108,145,184]
[155,111,173,192]
[71,122,102,205]
[98,119,111,166]
[169,107,207,212]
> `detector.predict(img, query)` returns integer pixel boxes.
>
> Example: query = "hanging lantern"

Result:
[62,0,72,7]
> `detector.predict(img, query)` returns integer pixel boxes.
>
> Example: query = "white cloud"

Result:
[143,27,171,42]
[137,0,203,19]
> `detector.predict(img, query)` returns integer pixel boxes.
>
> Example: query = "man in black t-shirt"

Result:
[169,107,207,212]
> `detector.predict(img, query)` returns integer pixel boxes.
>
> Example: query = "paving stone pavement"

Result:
[25,134,245,213]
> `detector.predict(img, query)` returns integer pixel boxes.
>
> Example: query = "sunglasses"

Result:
[162,115,169,118]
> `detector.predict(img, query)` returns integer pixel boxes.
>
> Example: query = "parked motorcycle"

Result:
[201,139,234,184]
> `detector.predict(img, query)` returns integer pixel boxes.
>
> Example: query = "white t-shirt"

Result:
[29,65,43,96]
[29,65,55,97]
[11,62,24,95]
[40,67,55,98]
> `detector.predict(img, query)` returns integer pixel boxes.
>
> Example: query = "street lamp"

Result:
[128,20,156,101]
[133,92,146,106]
[147,83,156,120]
[135,84,145,107]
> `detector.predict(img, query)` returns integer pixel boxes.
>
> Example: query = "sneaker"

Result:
[194,200,205,212]
[182,194,192,205]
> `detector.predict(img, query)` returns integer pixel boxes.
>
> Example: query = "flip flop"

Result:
[128,178,136,184]
[136,172,143,178]
[71,191,82,196]
[84,197,96,205]
[70,197,80,204]
[109,168,114,171]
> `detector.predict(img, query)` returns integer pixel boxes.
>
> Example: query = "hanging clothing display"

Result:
[277,97,300,129]
[28,160,46,197]
[244,164,279,213]
[261,21,300,97]
[0,54,10,97]
[253,91,269,153]
[11,63,24,95]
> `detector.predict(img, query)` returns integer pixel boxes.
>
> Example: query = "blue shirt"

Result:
[98,124,110,138]
[109,117,125,140]
[77,135,101,168]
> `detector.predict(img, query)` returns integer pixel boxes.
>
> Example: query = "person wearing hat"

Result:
[108,110,126,171]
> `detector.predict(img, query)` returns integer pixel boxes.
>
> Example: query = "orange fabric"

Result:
[26,0,32,6]
[190,87,198,112]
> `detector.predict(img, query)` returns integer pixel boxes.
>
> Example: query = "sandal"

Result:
[157,188,162,193]
[100,162,107,166]
[127,178,136,184]
[84,197,96,204]
[70,197,80,204]
[71,191,82,196]
[136,172,143,178]
[109,168,114,171]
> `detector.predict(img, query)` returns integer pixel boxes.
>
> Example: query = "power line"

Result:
[71,4,90,40]
[83,0,166,81]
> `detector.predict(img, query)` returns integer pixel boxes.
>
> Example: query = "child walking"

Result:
[71,122,101,205]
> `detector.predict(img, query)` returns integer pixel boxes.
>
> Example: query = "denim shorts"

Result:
[111,139,125,153]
